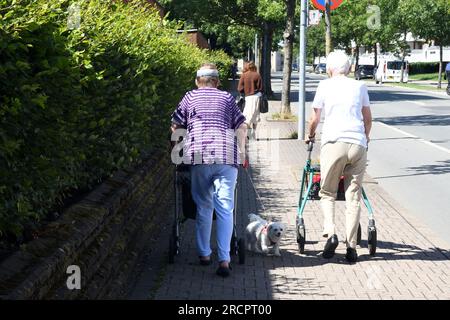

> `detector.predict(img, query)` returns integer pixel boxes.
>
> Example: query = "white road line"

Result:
[406,100,427,106]
[376,121,450,155]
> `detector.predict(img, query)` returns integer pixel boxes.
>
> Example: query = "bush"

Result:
[409,62,449,75]
[0,0,232,236]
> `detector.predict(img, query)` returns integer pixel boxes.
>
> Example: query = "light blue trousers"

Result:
[191,164,238,263]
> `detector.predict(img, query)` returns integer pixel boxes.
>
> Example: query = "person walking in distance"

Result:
[238,61,263,139]
[306,51,372,263]
[445,62,450,95]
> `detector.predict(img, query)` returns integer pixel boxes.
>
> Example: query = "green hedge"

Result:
[0,0,232,236]
[409,62,449,75]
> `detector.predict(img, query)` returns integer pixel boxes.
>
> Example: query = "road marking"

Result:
[406,100,427,106]
[375,121,450,155]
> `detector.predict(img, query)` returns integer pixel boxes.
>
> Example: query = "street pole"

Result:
[298,0,307,140]
[254,34,259,70]
[325,0,332,55]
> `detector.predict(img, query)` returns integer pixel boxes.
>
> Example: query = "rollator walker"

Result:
[168,164,246,265]
[296,142,378,255]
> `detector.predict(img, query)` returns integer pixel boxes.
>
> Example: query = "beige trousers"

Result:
[319,141,367,249]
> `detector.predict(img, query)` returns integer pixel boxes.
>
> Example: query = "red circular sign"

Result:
[311,0,344,11]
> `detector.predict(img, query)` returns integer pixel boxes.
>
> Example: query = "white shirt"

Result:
[312,76,371,148]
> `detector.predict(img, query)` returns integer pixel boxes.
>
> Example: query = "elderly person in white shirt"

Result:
[306,51,372,263]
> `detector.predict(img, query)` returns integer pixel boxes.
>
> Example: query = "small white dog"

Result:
[245,213,285,256]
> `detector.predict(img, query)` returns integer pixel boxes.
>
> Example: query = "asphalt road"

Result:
[272,71,450,245]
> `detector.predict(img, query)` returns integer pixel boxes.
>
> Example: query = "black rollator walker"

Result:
[296,142,378,255]
[168,164,246,265]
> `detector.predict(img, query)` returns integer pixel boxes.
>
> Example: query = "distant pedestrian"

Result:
[171,63,248,278]
[446,62,450,83]
[306,51,372,263]
[238,61,263,138]
[446,62,450,95]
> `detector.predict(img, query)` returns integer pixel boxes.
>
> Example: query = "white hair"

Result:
[326,51,350,75]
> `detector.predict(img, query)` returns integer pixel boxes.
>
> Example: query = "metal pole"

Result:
[298,0,307,140]
[254,34,259,67]
[325,0,332,55]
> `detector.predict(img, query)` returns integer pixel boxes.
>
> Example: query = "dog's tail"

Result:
[248,213,262,222]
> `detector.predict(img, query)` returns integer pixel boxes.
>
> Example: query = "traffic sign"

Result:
[311,0,344,11]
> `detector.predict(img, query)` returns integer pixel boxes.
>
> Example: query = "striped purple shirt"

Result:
[171,87,246,165]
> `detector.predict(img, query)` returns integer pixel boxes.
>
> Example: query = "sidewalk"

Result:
[128,95,450,301]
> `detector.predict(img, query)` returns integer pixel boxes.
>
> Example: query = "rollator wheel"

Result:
[297,224,306,254]
[168,233,177,264]
[368,227,377,256]
[237,238,246,264]
[357,224,362,246]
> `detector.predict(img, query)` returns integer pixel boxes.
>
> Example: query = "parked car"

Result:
[354,65,375,80]
[374,59,409,84]
[315,63,326,74]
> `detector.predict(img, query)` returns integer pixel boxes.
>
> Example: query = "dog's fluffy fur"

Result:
[245,214,285,256]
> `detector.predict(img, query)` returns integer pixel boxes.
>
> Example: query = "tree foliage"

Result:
[0,0,232,236]
[407,0,450,47]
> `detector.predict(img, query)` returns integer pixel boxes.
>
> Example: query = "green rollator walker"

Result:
[296,142,377,255]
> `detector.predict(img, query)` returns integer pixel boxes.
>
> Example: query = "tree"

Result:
[159,0,286,95]
[329,0,408,72]
[362,0,401,68]
[307,18,326,64]
[407,0,450,88]
[331,0,372,65]
[256,0,285,95]
[387,0,416,83]
[281,0,296,115]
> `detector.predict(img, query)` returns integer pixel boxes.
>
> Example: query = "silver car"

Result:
[315,63,326,74]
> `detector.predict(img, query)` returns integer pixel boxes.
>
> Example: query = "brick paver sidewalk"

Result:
[129,100,450,300]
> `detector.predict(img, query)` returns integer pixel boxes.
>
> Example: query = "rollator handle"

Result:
[307,141,314,162]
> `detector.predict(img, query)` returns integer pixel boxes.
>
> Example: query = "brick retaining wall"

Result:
[0,153,173,299]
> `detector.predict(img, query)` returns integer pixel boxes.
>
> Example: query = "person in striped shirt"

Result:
[171,63,248,277]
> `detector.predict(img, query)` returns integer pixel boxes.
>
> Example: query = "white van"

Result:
[375,59,409,84]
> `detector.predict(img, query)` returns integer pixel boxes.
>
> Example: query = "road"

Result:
[271,71,450,245]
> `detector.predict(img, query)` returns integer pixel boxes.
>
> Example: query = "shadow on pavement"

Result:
[406,160,450,175]
[368,91,445,102]
[270,90,315,103]
[375,115,450,126]
[373,160,450,180]
[358,240,450,261]
[246,238,450,272]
